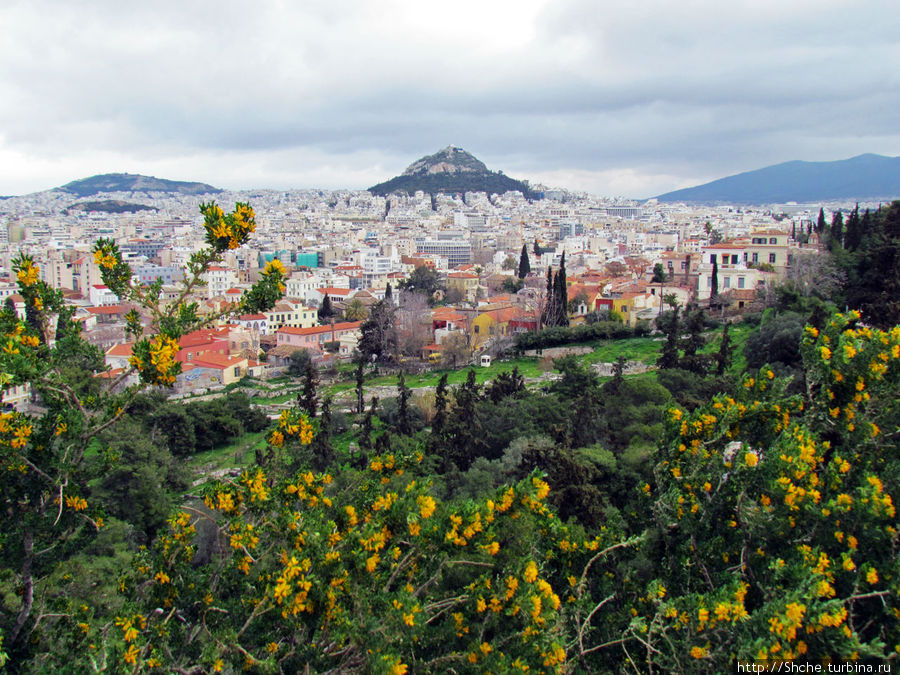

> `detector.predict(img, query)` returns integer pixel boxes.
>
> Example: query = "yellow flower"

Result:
[389,660,408,675]
[867,568,879,584]
[690,645,707,659]
[264,259,287,276]
[744,452,759,467]
[820,346,832,361]
[154,571,170,584]
[417,495,436,519]
[524,561,538,583]
[123,644,140,665]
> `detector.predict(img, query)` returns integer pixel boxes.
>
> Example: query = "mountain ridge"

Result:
[655,154,900,204]
[57,173,221,198]
[368,146,538,198]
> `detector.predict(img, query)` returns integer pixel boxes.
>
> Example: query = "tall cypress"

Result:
[830,210,844,250]
[518,244,531,279]
[816,207,827,235]
[710,259,719,301]
[556,252,569,327]
[542,266,555,327]
[384,282,392,302]
[844,205,862,252]
[397,371,411,436]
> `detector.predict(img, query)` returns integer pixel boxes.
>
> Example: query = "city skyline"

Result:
[2,0,898,198]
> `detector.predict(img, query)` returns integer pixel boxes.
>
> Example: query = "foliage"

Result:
[0,202,285,665]
[358,300,398,363]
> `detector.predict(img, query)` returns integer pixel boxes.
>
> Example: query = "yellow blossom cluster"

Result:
[202,201,257,251]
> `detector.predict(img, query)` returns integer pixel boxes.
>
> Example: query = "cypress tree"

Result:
[816,207,827,235]
[397,371,411,435]
[830,210,844,250]
[716,323,733,376]
[431,372,448,438]
[844,205,862,252]
[300,361,318,418]
[311,395,334,471]
[319,294,333,322]
[657,306,681,370]
[557,252,569,327]
[518,244,531,279]
[384,282,392,302]
[542,267,555,327]
[354,358,365,414]
[710,259,719,301]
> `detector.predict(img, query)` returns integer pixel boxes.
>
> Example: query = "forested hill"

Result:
[655,153,900,204]
[57,172,221,197]
[368,145,538,198]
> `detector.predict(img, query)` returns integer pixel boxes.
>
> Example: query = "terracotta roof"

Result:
[86,304,128,315]
[277,321,362,336]
[105,343,133,357]
[191,353,246,369]
[320,287,352,295]
[239,313,267,321]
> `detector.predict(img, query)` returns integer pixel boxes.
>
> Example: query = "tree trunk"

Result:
[11,529,34,644]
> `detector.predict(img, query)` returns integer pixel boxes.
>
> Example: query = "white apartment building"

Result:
[202,266,239,299]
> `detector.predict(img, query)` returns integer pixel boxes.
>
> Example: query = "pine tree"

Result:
[518,244,531,279]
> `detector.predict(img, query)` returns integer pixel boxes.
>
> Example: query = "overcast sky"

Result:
[1,0,898,198]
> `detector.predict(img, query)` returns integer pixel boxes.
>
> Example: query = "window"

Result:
[738,277,745,289]
[769,237,777,244]
[752,253,759,263]
[769,253,777,264]
[731,255,739,264]
[707,277,712,288]
[710,254,717,263]
[724,277,731,288]
[474,325,480,334]
[743,252,748,262]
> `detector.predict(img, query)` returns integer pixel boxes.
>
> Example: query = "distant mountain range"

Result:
[368,146,538,198]
[58,173,221,198]
[655,154,900,204]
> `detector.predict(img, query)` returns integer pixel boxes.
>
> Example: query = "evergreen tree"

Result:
[710,259,719,302]
[533,238,540,257]
[518,244,531,279]
[791,222,796,240]
[830,210,844,250]
[816,207,827,235]
[300,361,318,418]
[396,371,412,435]
[354,358,365,414]
[319,294,334,322]
[431,372,448,439]
[844,204,862,252]
[357,396,378,453]
[680,306,709,374]
[657,306,681,370]
[556,252,569,327]
[715,322,733,376]
[542,266,555,327]
[384,282,392,302]
[652,262,667,316]
[443,370,485,470]
[311,395,334,471]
